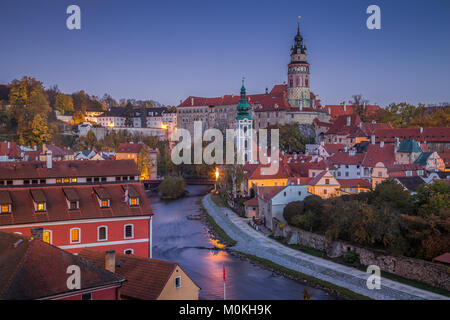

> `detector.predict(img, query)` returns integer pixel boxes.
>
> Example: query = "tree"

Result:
[46,85,60,109]
[19,113,51,147]
[137,146,153,180]
[348,94,369,121]
[72,90,89,112]
[124,102,134,127]
[269,124,314,153]
[158,176,186,199]
[55,93,74,115]
[219,165,246,199]
[72,110,85,125]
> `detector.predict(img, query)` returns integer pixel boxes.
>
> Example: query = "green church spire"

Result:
[236,78,252,121]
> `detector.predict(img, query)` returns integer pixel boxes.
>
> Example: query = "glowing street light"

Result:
[214,167,219,192]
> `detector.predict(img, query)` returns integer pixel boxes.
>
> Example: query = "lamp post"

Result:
[214,167,219,192]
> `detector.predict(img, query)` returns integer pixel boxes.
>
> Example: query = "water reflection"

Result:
[150,185,336,300]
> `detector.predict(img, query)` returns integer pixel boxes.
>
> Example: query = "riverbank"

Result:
[201,193,449,300]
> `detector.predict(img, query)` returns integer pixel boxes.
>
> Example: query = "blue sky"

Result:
[0,0,449,107]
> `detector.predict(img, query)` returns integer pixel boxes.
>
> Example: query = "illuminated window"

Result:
[43,231,51,244]
[56,178,62,183]
[1,205,9,213]
[71,228,80,243]
[37,203,45,212]
[101,200,109,208]
[71,178,77,183]
[130,198,138,206]
[64,178,70,183]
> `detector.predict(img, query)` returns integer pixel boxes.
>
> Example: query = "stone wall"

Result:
[272,220,450,291]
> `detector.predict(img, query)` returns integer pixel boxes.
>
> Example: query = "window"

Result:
[71,178,77,183]
[71,228,80,243]
[124,224,134,239]
[130,198,138,206]
[323,189,327,195]
[175,276,181,289]
[124,249,134,255]
[298,191,302,196]
[98,226,107,241]
[64,178,70,183]
[81,293,92,300]
[43,230,51,244]
[1,204,10,214]
[37,202,45,212]
[101,200,109,208]
[69,201,78,210]
[325,179,330,185]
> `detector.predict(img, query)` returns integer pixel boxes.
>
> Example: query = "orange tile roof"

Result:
[0,183,152,227]
[0,232,124,300]
[79,249,199,300]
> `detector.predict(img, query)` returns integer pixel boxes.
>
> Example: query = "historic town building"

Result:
[234,81,254,163]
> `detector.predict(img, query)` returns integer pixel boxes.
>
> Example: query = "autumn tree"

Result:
[55,93,74,115]
[348,94,369,121]
[137,146,153,180]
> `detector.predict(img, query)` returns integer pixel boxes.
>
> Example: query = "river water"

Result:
[150,185,336,300]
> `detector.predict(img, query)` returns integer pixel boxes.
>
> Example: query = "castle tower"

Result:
[287,20,311,110]
[235,79,253,164]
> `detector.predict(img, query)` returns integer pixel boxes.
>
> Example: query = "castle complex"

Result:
[176,22,330,137]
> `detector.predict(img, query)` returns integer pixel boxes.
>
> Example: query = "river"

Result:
[150,185,336,300]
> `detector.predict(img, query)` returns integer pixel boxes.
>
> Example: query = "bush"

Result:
[344,250,360,264]
[158,176,186,199]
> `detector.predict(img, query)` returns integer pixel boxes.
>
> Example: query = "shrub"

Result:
[344,250,360,264]
[158,176,186,199]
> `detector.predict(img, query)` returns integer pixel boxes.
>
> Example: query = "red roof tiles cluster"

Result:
[0,183,152,227]
[79,249,198,300]
[325,105,381,121]
[375,127,450,143]
[0,232,124,300]
[0,141,21,159]
[0,159,139,180]
[116,142,146,154]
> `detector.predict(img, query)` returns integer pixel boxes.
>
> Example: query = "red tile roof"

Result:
[44,144,74,157]
[257,186,285,201]
[243,197,259,207]
[361,144,396,167]
[337,179,371,189]
[0,159,139,180]
[0,141,21,159]
[325,114,362,135]
[325,105,381,120]
[375,127,450,143]
[79,249,199,300]
[0,232,124,300]
[116,143,145,154]
[433,252,450,265]
[323,144,345,155]
[0,183,152,227]
[248,163,292,180]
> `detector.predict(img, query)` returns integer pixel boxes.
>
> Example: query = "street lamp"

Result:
[214,167,219,192]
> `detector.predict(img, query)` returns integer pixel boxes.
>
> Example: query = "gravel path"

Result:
[202,194,449,300]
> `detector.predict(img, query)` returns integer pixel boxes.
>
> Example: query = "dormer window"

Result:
[94,187,111,208]
[0,191,12,214]
[63,188,80,210]
[30,189,47,213]
[123,185,140,207]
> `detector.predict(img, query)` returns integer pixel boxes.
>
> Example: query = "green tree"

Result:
[158,176,186,199]
[55,93,74,115]
[124,102,134,127]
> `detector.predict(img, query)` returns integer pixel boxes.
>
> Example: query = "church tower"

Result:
[235,79,253,164]
[287,20,311,110]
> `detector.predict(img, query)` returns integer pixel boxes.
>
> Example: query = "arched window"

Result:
[124,224,134,239]
[98,226,107,241]
[124,249,134,255]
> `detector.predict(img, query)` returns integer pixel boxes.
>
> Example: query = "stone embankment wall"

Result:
[272,220,450,291]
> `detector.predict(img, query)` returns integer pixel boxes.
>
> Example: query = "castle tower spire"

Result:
[287,18,311,110]
[234,78,253,163]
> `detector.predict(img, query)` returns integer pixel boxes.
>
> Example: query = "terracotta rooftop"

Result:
[338,179,371,189]
[243,197,259,207]
[374,127,450,143]
[79,249,198,300]
[0,183,152,227]
[0,232,124,300]
[0,159,139,180]
[116,142,146,154]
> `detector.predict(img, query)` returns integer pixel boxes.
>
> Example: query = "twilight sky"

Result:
[0,0,449,107]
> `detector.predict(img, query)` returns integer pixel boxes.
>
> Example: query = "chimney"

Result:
[105,250,116,273]
[7,141,10,149]
[346,116,351,126]
[46,150,52,169]
[343,105,346,112]
[191,98,194,106]
[371,135,375,145]
[30,228,43,240]
[344,145,348,152]
[265,87,268,95]
[395,137,400,148]
[297,178,300,185]
[420,127,423,133]
[380,141,384,148]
